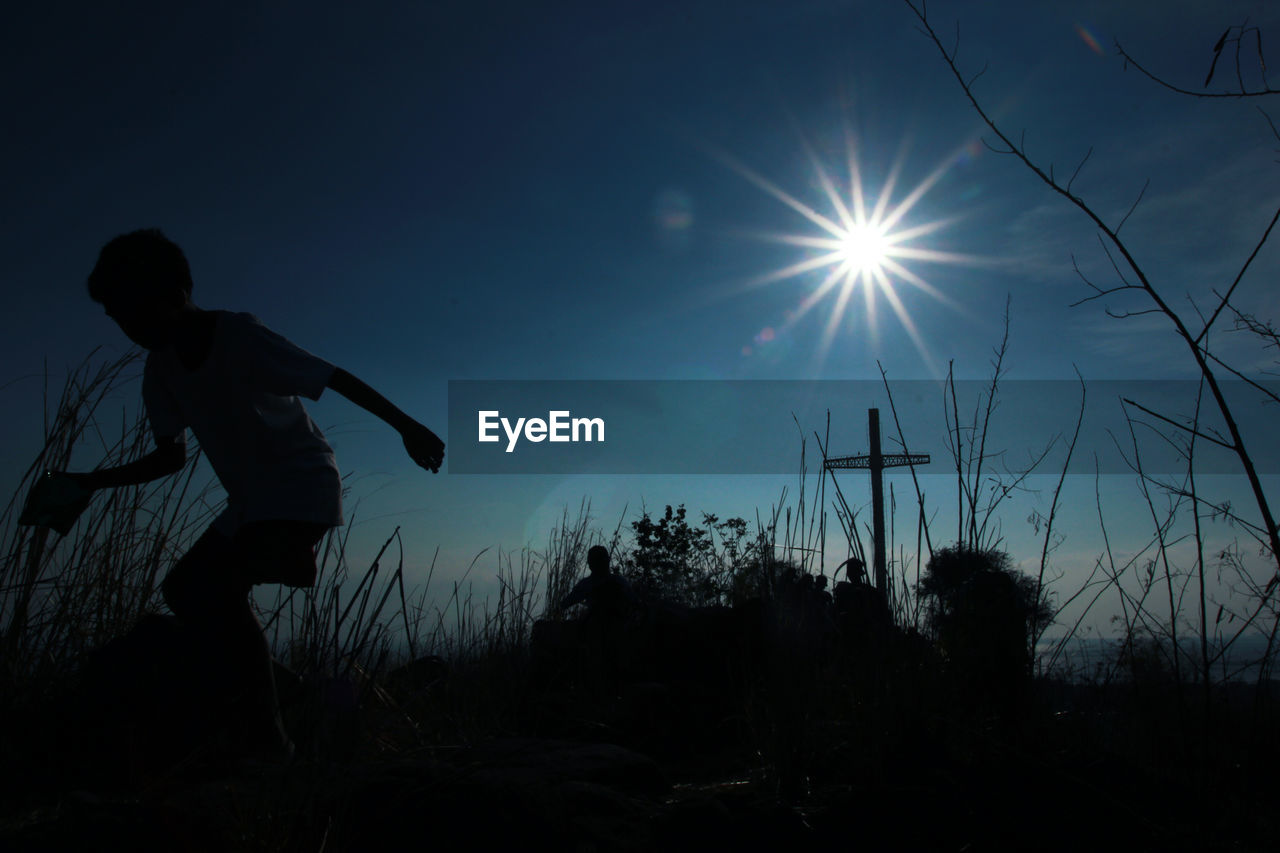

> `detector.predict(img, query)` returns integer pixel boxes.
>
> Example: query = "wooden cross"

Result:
[823,408,930,599]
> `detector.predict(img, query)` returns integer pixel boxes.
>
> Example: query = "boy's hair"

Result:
[87,229,193,305]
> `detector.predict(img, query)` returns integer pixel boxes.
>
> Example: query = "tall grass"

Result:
[0,352,221,698]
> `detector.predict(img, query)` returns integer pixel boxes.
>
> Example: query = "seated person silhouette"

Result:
[559,545,634,689]
[58,228,445,759]
[560,545,634,614]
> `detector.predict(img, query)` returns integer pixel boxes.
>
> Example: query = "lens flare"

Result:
[1075,23,1104,56]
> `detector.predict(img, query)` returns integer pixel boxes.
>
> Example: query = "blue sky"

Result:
[3,0,1278,635]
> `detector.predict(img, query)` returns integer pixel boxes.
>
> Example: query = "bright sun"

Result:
[710,125,975,372]
[837,223,890,275]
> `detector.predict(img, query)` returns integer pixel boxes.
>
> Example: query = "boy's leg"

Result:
[162,524,322,757]
[232,520,330,752]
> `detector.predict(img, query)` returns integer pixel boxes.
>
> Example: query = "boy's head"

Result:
[587,545,610,575]
[87,229,193,349]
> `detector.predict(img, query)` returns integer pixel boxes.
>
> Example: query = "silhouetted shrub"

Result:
[917,544,1052,697]
[621,505,762,607]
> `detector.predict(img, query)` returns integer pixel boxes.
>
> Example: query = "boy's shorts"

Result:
[166,520,330,602]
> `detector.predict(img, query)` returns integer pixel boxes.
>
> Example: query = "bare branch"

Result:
[1259,27,1270,87]
[1116,28,1280,98]
[1033,369,1085,647]
[1121,397,1236,450]
[1207,28,1227,87]
[1097,233,1134,286]
[1201,346,1280,406]
[1227,307,1280,376]
[1103,307,1163,319]
[1195,203,1280,344]
[1186,292,1210,328]
[1069,253,1101,292]
[1067,146,1093,194]
[903,2,1163,301]
[1068,232,1145,310]
[966,61,988,89]
[1116,178,1150,234]
[1112,406,1192,464]
[1068,289,1126,308]
[1154,483,1270,543]
[1235,20,1248,93]
[1260,107,1280,160]
[980,136,1015,155]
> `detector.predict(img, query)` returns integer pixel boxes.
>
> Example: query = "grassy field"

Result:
[3,353,1279,851]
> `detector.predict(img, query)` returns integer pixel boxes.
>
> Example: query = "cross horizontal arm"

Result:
[884,453,931,467]
[823,453,930,470]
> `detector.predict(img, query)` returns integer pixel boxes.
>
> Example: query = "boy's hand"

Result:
[327,369,445,471]
[19,471,94,535]
[401,422,445,473]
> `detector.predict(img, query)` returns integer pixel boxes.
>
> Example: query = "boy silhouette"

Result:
[63,228,444,758]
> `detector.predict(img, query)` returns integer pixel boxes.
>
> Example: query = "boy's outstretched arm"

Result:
[327,368,445,473]
[69,436,187,490]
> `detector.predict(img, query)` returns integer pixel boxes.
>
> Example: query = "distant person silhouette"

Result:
[59,228,445,758]
[560,546,633,614]
[560,545,634,689]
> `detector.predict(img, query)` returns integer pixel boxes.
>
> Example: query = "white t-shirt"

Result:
[143,310,344,536]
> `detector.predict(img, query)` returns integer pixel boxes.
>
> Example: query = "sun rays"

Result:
[711,124,977,374]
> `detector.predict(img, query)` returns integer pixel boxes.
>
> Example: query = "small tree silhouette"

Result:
[918,545,1051,696]
[623,505,758,607]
